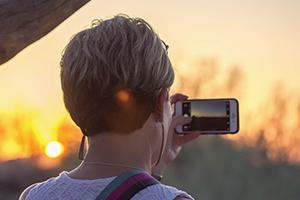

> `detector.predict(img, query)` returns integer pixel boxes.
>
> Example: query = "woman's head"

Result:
[60,15,174,136]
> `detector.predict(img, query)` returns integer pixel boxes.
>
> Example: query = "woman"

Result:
[20,14,200,200]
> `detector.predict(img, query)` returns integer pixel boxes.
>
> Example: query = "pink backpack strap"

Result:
[95,169,160,200]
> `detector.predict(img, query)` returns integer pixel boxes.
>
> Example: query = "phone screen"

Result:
[182,100,230,131]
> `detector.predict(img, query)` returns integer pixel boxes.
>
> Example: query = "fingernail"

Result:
[186,116,192,122]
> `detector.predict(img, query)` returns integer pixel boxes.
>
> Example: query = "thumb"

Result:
[171,115,192,129]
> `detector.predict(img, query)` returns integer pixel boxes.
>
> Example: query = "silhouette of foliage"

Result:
[164,136,300,200]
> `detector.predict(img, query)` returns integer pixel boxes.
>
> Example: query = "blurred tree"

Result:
[164,136,300,200]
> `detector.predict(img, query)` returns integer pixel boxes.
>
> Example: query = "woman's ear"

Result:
[154,88,169,122]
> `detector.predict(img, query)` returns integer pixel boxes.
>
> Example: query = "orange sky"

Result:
[0,0,299,161]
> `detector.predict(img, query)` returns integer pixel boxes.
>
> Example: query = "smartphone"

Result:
[175,98,239,134]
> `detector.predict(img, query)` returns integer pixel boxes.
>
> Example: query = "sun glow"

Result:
[45,141,64,158]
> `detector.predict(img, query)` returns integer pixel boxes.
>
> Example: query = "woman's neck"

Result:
[88,131,152,170]
[69,129,154,180]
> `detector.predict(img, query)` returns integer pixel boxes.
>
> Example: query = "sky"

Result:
[191,101,228,118]
[0,0,299,123]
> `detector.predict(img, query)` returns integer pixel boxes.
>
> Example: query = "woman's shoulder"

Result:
[19,172,65,200]
[19,171,115,200]
[19,172,194,200]
[133,183,194,200]
[19,183,37,200]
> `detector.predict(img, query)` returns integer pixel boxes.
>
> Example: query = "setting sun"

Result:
[45,141,64,158]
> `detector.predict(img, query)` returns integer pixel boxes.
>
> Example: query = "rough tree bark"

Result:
[0,0,90,65]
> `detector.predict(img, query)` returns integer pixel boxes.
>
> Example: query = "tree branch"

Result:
[0,0,91,65]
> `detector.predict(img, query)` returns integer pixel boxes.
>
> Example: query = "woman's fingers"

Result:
[171,115,201,140]
[175,132,201,146]
[170,115,201,145]
[170,115,192,129]
[170,93,188,105]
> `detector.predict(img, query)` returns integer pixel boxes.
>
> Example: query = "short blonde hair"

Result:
[60,15,174,135]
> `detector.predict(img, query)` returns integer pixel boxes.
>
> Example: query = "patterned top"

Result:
[25,171,194,200]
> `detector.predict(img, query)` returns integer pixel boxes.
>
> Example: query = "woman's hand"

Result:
[152,93,201,177]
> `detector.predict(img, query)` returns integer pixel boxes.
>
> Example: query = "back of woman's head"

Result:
[60,15,174,136]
